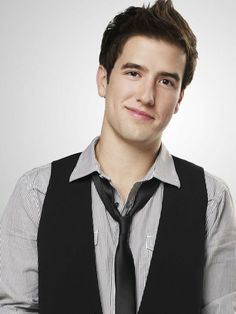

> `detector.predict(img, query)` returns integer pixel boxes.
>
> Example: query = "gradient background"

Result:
[1,0,236,215]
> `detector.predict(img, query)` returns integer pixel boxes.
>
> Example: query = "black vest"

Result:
[37,153,207,314]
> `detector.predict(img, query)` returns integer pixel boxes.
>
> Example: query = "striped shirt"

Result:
[0,137,236,313]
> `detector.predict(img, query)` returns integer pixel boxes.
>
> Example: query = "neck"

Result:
[95,131,161,202]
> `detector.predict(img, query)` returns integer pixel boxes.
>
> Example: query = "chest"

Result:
[37,154,207,314]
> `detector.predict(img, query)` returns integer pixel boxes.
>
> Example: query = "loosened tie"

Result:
[92,173,160,314]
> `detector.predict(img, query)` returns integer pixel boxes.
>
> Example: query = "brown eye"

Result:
[162,79,171,85]
[127,71,140,77]
[159,78,175,88]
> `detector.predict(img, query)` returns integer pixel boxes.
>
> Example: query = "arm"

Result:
[0,166,49,313]
[202,176,236,313]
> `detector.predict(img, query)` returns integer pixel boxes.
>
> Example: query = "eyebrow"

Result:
[121,62,181,82]
[121,62,146,71]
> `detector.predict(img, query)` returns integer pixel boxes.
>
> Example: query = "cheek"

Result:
[156,92,180,116]
[106,82,136,112]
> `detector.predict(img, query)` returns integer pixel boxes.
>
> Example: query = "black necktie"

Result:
[92,173,160,314]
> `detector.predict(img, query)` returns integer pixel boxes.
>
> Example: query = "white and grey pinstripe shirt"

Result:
[0,137,236,314]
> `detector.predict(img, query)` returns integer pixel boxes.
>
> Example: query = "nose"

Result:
[136,80,155,106]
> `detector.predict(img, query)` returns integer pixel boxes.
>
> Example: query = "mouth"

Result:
[125,106,154,121]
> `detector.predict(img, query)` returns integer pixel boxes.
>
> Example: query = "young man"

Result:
[0,1,235,313]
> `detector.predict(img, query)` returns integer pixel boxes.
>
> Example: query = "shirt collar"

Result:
[70,137,100,181]
[69,137,180,188]
[151,144,180,188]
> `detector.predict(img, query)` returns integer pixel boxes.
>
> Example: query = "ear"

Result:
[96,65,108,98]
[174,89,185,114]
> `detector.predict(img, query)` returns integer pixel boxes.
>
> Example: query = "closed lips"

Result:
[125,107,154,119]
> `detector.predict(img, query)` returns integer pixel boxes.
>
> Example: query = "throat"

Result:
[111,179,137,206]
[95,135,161,202]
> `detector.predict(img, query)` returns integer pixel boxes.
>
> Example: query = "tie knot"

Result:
[119,215,132,236]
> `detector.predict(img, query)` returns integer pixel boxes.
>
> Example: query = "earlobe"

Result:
[96,65,107,98]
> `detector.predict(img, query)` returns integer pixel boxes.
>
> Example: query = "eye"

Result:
[160,78,173,86]
[126,71,141,78]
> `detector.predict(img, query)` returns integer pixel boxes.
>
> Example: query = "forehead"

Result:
[115,35,186,77]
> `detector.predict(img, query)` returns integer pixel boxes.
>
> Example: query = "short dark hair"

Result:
[99,0,198,90]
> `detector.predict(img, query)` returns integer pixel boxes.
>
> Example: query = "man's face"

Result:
[97,35,186,147]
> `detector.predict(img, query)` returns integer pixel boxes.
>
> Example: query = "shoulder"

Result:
[172,154,233,203]
[173,155,230,191]
[203,170,235,241]
[204,170,232,206]
[1,163,52,230]
[171,155,205,188]
[172,156,235,233]
[16,152,81,195]
[194,167,234,234]
[16,163,52,196]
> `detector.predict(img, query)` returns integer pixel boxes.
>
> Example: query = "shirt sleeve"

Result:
[202,175,236,314]
[0,165,50,313]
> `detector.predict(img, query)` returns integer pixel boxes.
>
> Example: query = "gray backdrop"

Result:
[1,0,236,214]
